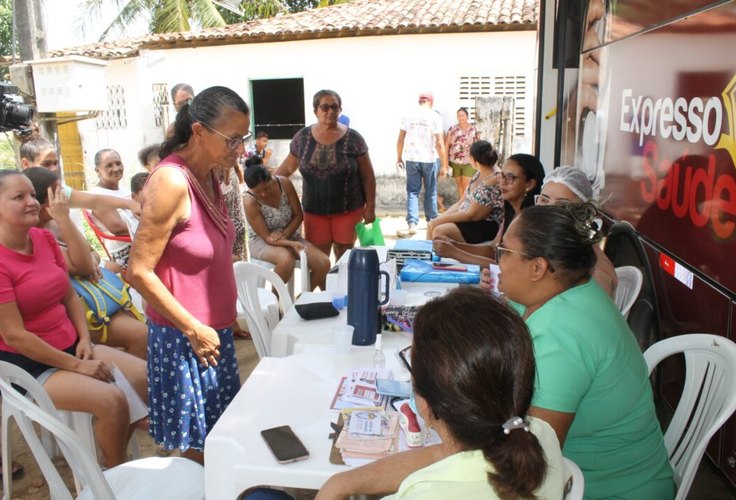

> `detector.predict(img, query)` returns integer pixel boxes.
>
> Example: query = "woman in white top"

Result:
[89,149,132,269]
[317,287,564,499]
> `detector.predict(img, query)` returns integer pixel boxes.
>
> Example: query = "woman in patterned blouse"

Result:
[244,156,330,290]
[427,140,504,244]
[276,89,376,261]
[445,107,480,199]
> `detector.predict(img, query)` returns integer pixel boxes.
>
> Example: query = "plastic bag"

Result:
[355,218,385,246]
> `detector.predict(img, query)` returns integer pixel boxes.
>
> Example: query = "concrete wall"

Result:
[77,30,537,185]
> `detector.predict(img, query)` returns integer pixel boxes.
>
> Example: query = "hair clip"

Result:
[502,416,529,435]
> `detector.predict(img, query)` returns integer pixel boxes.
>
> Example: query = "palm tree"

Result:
[79,0,294,41]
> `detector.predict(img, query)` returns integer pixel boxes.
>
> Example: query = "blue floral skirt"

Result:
[147,321,240,451]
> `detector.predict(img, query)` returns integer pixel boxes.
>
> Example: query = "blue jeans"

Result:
[405,160,438,225]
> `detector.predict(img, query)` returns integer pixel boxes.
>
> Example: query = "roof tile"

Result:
[51,0,537,60]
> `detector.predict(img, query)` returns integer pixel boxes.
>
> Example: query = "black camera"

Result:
[0,83,33,133]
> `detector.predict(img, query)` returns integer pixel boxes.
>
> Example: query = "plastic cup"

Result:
[333,325,354,354]
[390,289,408,306]
[331,293,346,311]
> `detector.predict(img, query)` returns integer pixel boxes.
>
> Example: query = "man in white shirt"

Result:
[397,92,446,236]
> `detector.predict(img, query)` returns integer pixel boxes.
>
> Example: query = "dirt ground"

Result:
[0,214,421,499]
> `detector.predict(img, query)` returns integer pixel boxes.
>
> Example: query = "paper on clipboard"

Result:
[111,365,148,423]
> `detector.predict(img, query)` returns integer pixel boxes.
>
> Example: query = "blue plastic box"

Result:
[399,259,481,284]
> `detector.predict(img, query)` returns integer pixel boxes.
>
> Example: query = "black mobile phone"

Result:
[260,425,310,464]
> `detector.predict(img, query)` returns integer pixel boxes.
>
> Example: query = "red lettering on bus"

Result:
[639,140,736,239]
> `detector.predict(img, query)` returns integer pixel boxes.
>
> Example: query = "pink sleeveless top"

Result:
[146,155,237,329]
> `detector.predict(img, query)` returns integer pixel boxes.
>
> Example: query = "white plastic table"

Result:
[270,289,450,357]
[204,345,408,499]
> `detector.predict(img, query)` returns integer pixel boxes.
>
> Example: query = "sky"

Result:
[43,1,148,51]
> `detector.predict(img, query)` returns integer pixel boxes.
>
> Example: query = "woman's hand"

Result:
[75,338,94,360]
[288,240,307,253]
[76,360,114,381]
[84,266,103,284]
[74,342,114,382]
[479,267,495,292]
[187,323,221,367]
[46,185,71,222]
[269,231,285,242]
[363,204,376,224]
[432,238,456,258]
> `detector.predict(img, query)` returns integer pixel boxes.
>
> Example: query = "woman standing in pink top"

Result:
[128,86,250,464]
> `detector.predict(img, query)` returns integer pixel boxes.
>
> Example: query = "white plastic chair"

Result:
[644,334,736,500]
[0,361,205,500]
[562,456,584,500]
[0,362,141,497]
[250,248,310,300]
[234,261,294,358]
[613,266,643,318]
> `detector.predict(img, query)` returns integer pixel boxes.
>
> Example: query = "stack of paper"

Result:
[330,368,389,410]
[335,409,400,466]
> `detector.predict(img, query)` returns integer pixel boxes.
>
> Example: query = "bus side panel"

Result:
[576,2,736,293]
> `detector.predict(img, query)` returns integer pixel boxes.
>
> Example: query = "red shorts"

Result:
[303,207,364,246]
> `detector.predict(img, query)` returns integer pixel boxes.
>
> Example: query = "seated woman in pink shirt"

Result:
[23,167,148,359]
[0,170,147,468]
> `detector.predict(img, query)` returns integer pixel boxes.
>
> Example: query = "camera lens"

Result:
[1,101,34,128]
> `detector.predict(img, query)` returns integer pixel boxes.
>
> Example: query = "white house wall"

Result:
[78,30,537,182]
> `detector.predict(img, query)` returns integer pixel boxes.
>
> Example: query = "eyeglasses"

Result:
[496,243,532,261]
[495,171,523,184]
[398,345,412,374]
[318,103,341,112]
[205,125,252,151]
[496,243,556,272]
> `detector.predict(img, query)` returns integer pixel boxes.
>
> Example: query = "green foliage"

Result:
[0,0,13,57]
[84,0,321,40]
[0,0,15,79]
[0,132,17,170]
[82,219,105,255]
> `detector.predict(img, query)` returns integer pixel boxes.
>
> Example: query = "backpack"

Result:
[70,267,144,343]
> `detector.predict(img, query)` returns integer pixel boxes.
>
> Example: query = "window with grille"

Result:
[458,76,527,136]
[152,83,169,128]
[96,85,127,130]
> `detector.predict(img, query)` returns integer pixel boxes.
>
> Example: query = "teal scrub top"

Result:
[513,279,674,499]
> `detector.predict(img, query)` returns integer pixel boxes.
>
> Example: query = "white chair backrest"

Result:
[0,361,116,500]
[562,456,584,500]
[644,334,736,500]
[234,262,294,358]
[613,266,643,318]
[298,248,310,294]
